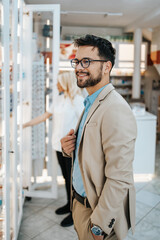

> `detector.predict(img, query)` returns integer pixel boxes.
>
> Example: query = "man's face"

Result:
[75,46,104,88]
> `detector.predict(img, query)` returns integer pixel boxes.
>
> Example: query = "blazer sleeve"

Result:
[90,102,137,235]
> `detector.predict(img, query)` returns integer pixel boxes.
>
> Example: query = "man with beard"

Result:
[61,35,137,240]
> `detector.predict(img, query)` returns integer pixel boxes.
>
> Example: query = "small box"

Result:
[130,102,146,116]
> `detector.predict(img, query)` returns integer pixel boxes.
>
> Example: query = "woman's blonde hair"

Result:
[58,71,82,100]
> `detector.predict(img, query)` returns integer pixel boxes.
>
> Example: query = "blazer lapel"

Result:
[75,108,85,134]
[78,83,115,157]
[83,83,115,130]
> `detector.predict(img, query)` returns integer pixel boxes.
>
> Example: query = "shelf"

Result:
[111,74,133,77]
[113,84,132,87]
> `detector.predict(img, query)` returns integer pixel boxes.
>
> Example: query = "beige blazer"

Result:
[63,84,137,239]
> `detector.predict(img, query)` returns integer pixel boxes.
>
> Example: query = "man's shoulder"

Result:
[100,86,128,107]
[100,88,135,120]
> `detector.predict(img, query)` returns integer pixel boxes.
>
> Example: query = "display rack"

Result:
[1,0,11,239]
[0,0,26,239]
[0,0,12,239]
[22,4,60,199]
[110,74,145,102]
[31,60,45,177]
[111,75,132,98]
[0,2,60,239]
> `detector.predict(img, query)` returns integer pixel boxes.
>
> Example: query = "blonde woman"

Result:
[23,71,84,227]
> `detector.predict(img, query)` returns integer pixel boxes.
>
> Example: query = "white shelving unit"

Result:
[22,4,60,199]
[1,0,12,239]
[11,0,24,239]
[0,1,60,239]
[0,0,25,239]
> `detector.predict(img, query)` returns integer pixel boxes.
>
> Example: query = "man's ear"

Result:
[104,61,112,74]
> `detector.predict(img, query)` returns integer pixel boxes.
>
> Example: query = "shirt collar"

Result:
[84,85,107,108]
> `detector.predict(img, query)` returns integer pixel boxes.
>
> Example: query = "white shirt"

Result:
[48,94,84,152]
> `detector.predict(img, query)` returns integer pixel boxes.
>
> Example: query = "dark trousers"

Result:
[56,151,72,204]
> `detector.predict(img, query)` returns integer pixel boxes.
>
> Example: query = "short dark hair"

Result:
[74,34,116,69]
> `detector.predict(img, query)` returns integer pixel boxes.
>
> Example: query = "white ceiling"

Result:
[25,0,160,32]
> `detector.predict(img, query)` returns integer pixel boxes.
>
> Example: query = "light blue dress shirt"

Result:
[72,85,106,197]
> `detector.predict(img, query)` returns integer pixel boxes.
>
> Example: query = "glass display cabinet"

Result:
[0,1,60,239]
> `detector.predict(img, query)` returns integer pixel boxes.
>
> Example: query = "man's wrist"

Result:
[91,223,106,236]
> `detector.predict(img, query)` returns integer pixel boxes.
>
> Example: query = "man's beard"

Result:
[76,70,102,88]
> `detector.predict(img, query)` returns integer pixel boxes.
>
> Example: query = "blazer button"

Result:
[108,223,112,228]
